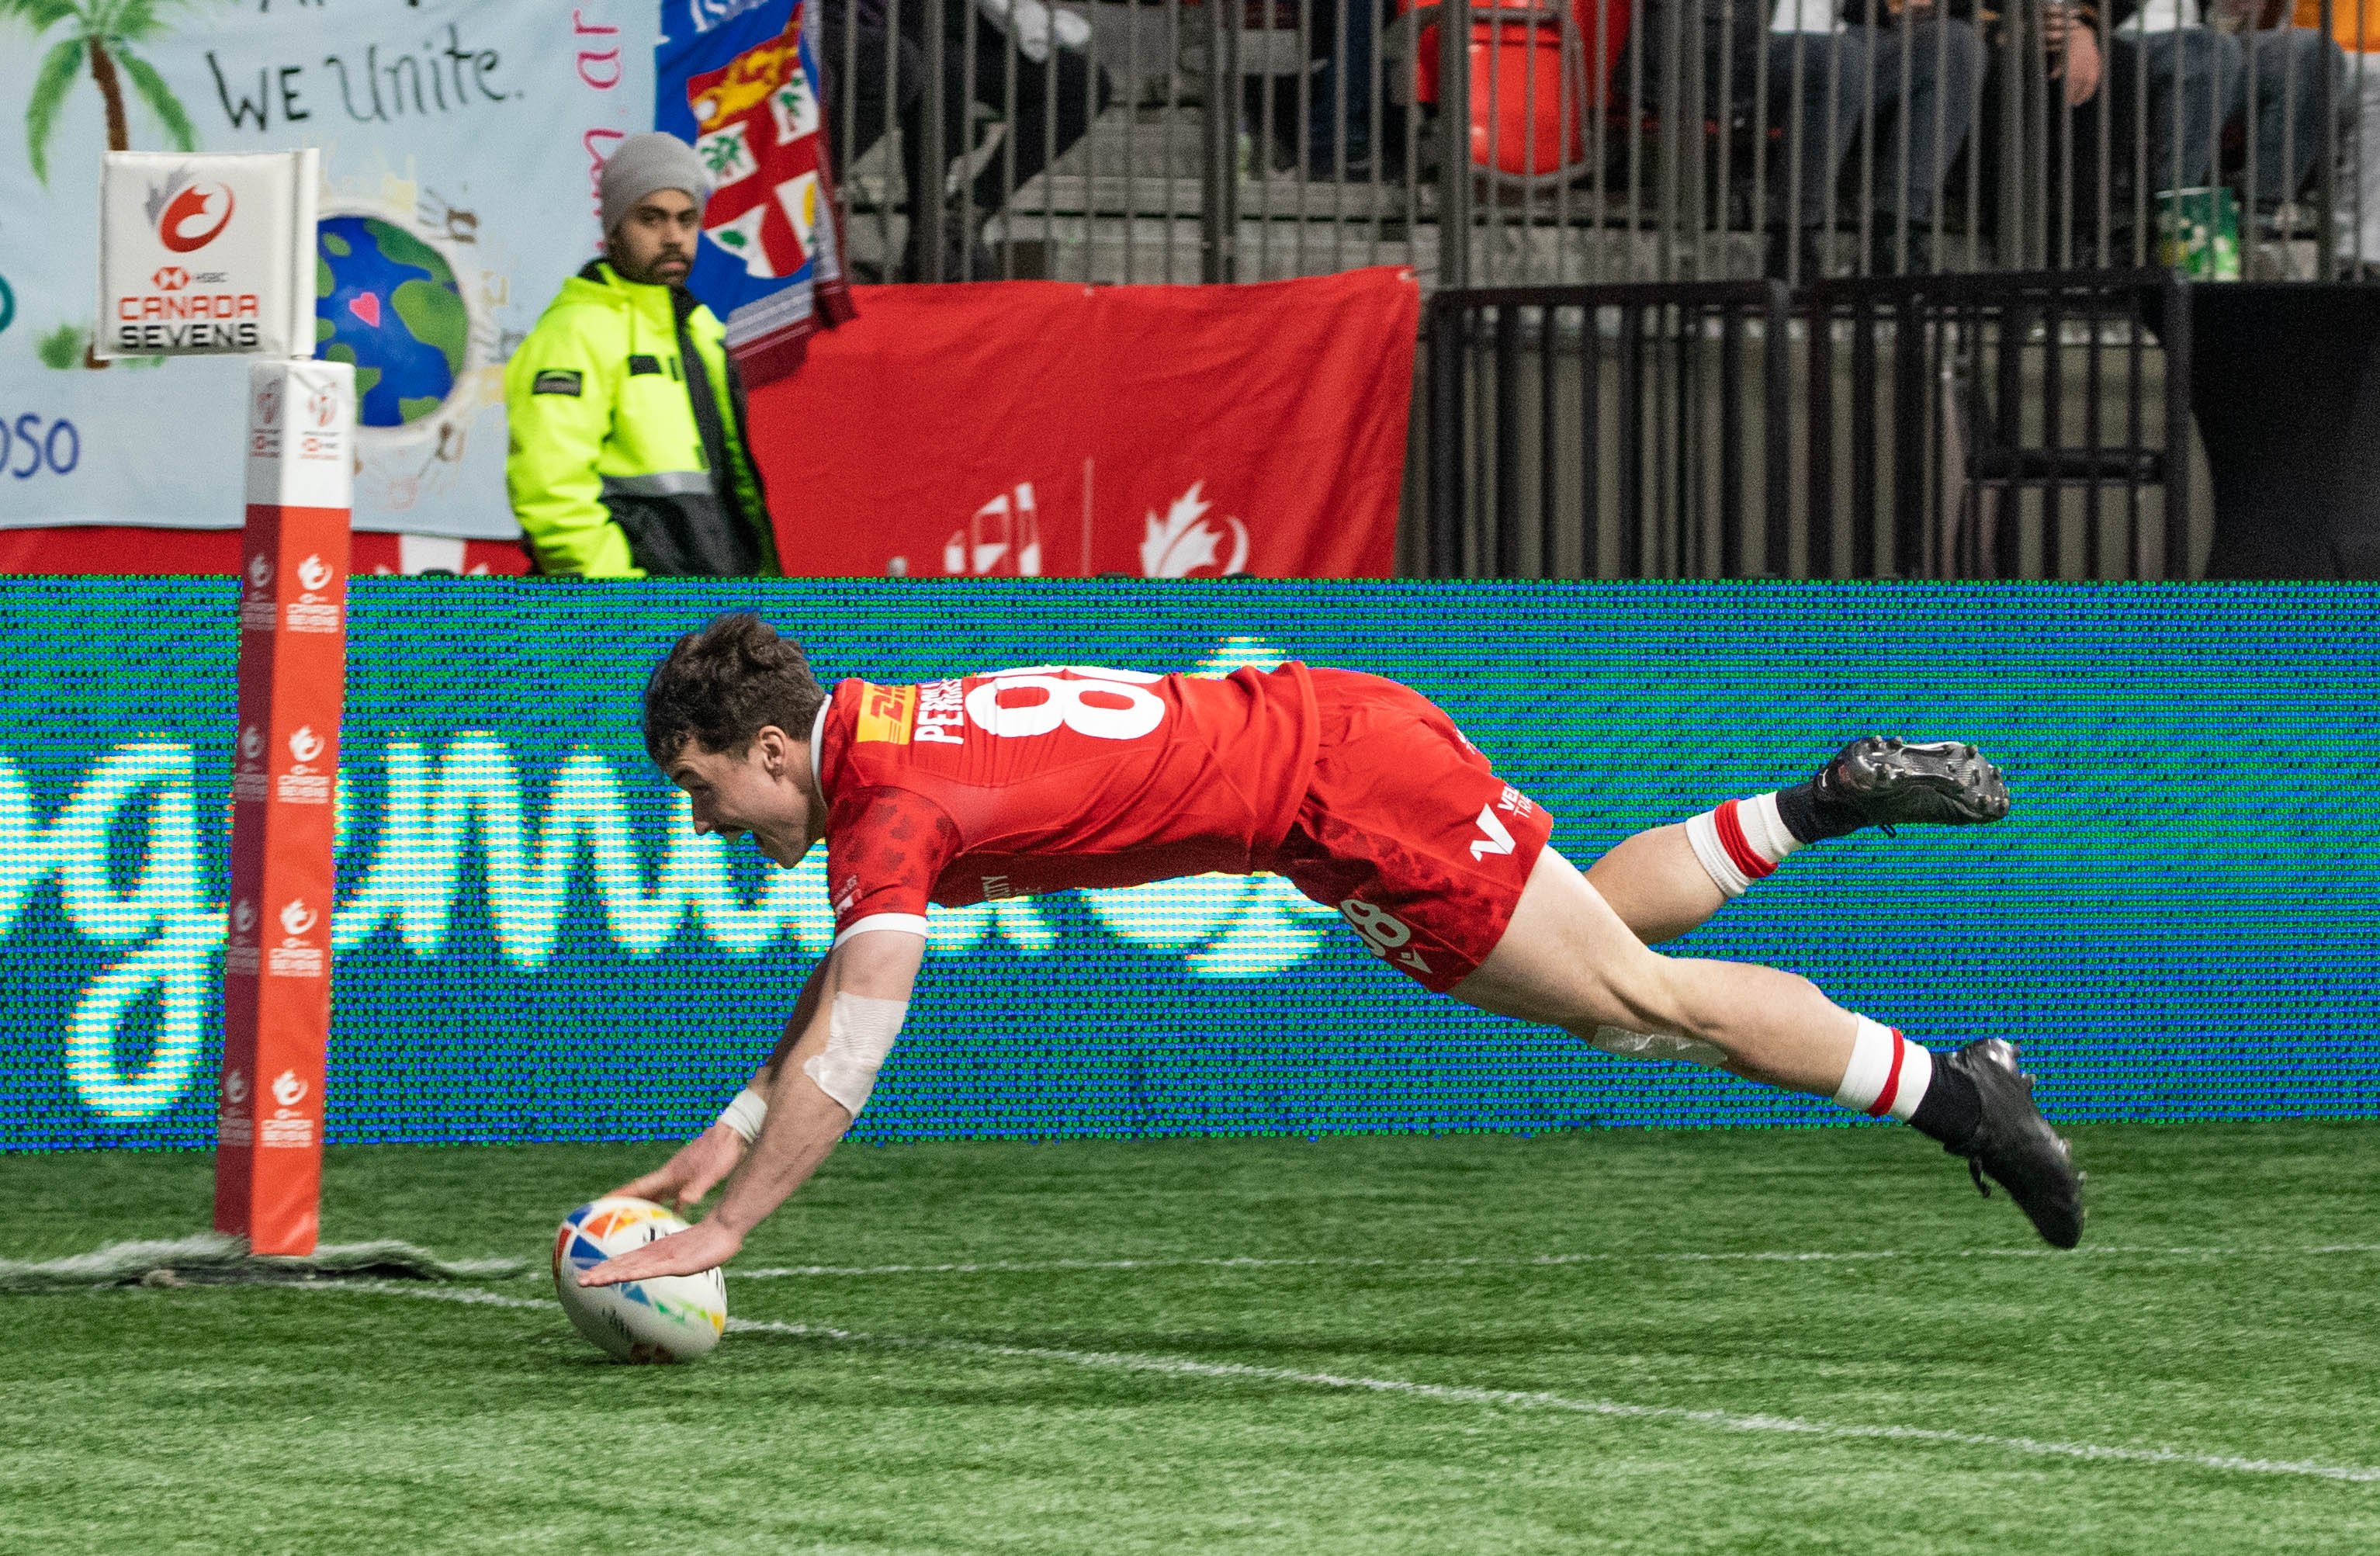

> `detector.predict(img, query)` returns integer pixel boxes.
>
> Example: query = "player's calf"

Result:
[1583,986,2083,1248]
[1464,846,2083,1249]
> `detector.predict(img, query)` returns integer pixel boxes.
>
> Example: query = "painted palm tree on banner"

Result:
[7,0,206,185]
[7,0,214,368]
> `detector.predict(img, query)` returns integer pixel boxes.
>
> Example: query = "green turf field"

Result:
[3,1121,2376,1554]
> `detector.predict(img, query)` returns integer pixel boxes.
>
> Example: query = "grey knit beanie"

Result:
[600,133,712,237]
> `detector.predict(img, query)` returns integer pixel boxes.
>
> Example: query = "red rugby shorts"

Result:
[1272,669,1554,993]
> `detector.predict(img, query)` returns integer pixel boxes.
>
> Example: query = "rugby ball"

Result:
[551,1197,727,1364]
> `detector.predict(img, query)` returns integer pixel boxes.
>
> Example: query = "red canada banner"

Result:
[747,267,1419,579]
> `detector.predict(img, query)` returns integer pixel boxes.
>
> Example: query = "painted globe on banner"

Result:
[551,1197,728,1364]
[313,213,467,429]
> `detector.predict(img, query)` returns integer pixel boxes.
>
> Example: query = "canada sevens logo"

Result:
[296,555,334,592]
[944,483,1042,576]
[151,173,235,255]
[289,727,324,764]
[298,385,344,462]
[1139,482,1249,578]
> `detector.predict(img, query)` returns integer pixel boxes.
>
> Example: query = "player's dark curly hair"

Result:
[643,613,827,766]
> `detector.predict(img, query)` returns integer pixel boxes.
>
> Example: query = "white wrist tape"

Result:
[715,1086,767,1143]
[801,993,909,1116]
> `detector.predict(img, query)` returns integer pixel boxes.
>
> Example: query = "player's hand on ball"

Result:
[609,1122,747,1211]
[577,1217,743,1287]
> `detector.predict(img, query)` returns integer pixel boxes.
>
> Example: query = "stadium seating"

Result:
[1402,0,1631,182]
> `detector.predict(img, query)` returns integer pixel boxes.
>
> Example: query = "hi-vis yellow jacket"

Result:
[504,262,776,577]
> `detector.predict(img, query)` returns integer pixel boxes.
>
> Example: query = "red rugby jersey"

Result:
[812,663,1318,943]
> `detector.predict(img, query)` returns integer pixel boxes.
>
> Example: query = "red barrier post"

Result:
[213,359,354,1256]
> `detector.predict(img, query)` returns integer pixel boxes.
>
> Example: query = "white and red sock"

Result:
[1832,1016,1934,1122]
[1684,793,1803,899]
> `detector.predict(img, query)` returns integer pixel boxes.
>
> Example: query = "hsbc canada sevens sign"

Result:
[96,150,320,359]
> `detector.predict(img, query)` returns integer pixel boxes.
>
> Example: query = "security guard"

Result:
[506,133,777,577]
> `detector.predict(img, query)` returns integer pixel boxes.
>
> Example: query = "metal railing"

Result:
[1421,269,2202,577]
[821,0,2374,286]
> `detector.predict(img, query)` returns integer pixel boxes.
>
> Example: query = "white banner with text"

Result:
[0,0,654,539]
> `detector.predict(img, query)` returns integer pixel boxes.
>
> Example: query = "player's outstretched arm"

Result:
[605,959,836,1211]
[580,928,927,1286]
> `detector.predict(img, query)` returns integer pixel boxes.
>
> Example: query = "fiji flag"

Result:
[657,0,857,387]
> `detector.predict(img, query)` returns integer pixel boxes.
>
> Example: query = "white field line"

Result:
[317,1280,2380,1486]
[733,1242,2380,1280]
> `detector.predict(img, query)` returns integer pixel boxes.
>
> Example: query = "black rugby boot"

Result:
[1782,736,2011,841]
[1941,1038,2084,1249]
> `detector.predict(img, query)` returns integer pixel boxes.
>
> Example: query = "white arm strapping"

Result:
[715,1086,767,1143]
[801,992,909,1116]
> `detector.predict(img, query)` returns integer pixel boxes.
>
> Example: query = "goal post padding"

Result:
[97,148,349,1257]
[212,359,353,1256]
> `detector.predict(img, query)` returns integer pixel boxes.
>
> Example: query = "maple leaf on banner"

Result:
[1139,482,1249,577]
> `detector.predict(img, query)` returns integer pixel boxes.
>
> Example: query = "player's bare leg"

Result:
[1453,847,1857,1092]
[1583,827,1727,945]
[1587,738,2013,945]
[1451,832,2084,1248]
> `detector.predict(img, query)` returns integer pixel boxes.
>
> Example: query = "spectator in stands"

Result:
[2305,0,2380,266]
[1248,0,1401,179]
[1766,0,1986,272]
[819,0,1112,276]
[1307,0,1394,177]
[1638,0,1983,275]
[2088,0,2340,209]
[504,134,777,577]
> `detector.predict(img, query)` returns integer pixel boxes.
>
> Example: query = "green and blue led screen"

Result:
[1,578,2372,1152]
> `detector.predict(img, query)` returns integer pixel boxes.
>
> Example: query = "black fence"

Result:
[821,0,2371,287]
[1421,269,2201,577]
